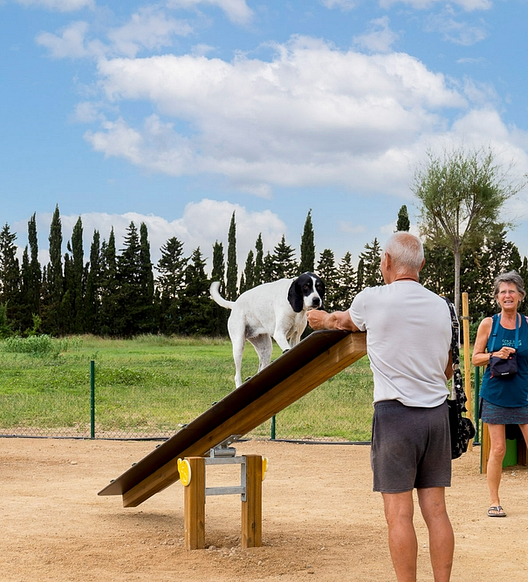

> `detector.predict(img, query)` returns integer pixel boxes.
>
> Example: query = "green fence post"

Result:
[270,415,276,440]
[90,360,95,439]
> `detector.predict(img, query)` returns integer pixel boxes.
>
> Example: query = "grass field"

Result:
[0,334,375,441]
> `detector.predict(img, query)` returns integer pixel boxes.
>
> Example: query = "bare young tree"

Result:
[412,146,526,313]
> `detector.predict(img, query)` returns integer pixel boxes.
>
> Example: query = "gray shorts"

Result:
[371,400,451,493]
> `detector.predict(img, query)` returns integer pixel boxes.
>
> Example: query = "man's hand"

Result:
[307,309,330,330]
[307,309,358,332]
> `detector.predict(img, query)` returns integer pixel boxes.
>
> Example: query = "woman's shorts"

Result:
[481,399,528,424]
[371,400,451,493]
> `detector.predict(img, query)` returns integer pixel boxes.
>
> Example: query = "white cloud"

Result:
[14,203,288,270]
[166,0,254,26]
[15,0,94,10]
[353,16,399,53]
[425,13,488,45]
[36,8,193,60]
[379,0,492,11]
[321,0,358,11]
[107,7,193,58]
[84,36,467,197]
[36,21,93,59]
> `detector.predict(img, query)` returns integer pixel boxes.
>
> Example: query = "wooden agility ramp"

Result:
[98,329,367,507]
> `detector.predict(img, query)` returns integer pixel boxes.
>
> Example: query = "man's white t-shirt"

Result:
[349,281,451,408]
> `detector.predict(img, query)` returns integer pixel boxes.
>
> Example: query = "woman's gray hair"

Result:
[493,270,526,301]
[383,232,424,275]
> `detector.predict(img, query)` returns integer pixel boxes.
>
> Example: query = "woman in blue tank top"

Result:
[473,271,528,518]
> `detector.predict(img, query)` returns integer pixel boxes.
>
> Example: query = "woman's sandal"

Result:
[487,505,507,517]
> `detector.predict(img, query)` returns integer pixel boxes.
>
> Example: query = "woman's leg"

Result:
[486,423,506,508]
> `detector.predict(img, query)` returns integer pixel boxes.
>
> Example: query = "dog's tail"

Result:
[209,281,235,310]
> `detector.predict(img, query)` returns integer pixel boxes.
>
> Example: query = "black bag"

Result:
[489,353,518,378]
[488,314,519,378]
[444,299,475,460]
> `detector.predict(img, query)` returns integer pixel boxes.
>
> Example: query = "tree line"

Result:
[0,202,526,339]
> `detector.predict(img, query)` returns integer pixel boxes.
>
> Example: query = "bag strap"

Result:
[489,313,520,353]
[443,298,467,412]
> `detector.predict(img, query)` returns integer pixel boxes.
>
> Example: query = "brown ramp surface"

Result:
[98,329,367,507]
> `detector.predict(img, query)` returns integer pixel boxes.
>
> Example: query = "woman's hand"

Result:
[493,346,516,360]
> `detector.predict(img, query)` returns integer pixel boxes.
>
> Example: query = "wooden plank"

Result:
[98,330,367,507]
[241,455,262,549]
[183,457,205,550]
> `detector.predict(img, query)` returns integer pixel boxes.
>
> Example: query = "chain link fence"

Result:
[0,339,374,442]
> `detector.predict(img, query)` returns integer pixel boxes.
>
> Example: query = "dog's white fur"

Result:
[210,273,325,387]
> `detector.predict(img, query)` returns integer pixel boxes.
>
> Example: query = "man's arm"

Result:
[307,309,359,332]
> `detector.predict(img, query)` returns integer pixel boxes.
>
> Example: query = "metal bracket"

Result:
[209,434,242,458]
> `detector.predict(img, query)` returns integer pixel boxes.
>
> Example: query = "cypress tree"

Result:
[100,228,118,336]
[299,209,315,274]
[27,213,41,319]
[396,205,411,232]
[210,241,227,335]
[239,249,255,293]
[0,223,21,329]
[85,230,101,334]
[42,205,63,334]
[139,222,155,333]
[254,234,264,285]
[226,212,238,300]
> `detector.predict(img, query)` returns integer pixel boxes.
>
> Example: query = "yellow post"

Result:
[183,457,206,550]
[462,293,473,451]
[241,455,263,549]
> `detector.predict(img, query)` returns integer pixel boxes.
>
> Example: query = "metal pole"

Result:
[270,415,276,440]
[90,360,95,439]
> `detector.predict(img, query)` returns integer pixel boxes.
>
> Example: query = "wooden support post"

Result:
[241,455,262,549]
[184,457,205,550]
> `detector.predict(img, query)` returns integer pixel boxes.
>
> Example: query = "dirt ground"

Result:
[1,438,528,582]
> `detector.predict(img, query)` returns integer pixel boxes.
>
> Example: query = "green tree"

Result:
[157,236,188,334]
[412,146,526,313]
[239,249,255,294]
[27,213,41,320]
[85,230,102,334]
[271,235,297,279]
[138,222,155,333]
[42,205,63,334]
[226,212,238,300]
[115,222,142,336]
[0,223,20,329]
[359,238,383,288]
[396,204,410,232]
[254,234,264,285]
[210,241,227,335]
[336,252,356,310]
[316,249,339,311]
[178,247,212,335]
[100,228,118,335]
[299,209,315,274]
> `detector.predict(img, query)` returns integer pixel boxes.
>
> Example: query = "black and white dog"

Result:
[210,273,325,387]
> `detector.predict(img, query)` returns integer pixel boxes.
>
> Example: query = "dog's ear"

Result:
[288,278,304,313]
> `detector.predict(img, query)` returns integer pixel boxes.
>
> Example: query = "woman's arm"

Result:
[472,317,493,367]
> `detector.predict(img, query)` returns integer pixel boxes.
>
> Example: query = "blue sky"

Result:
[2,0,528,271]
